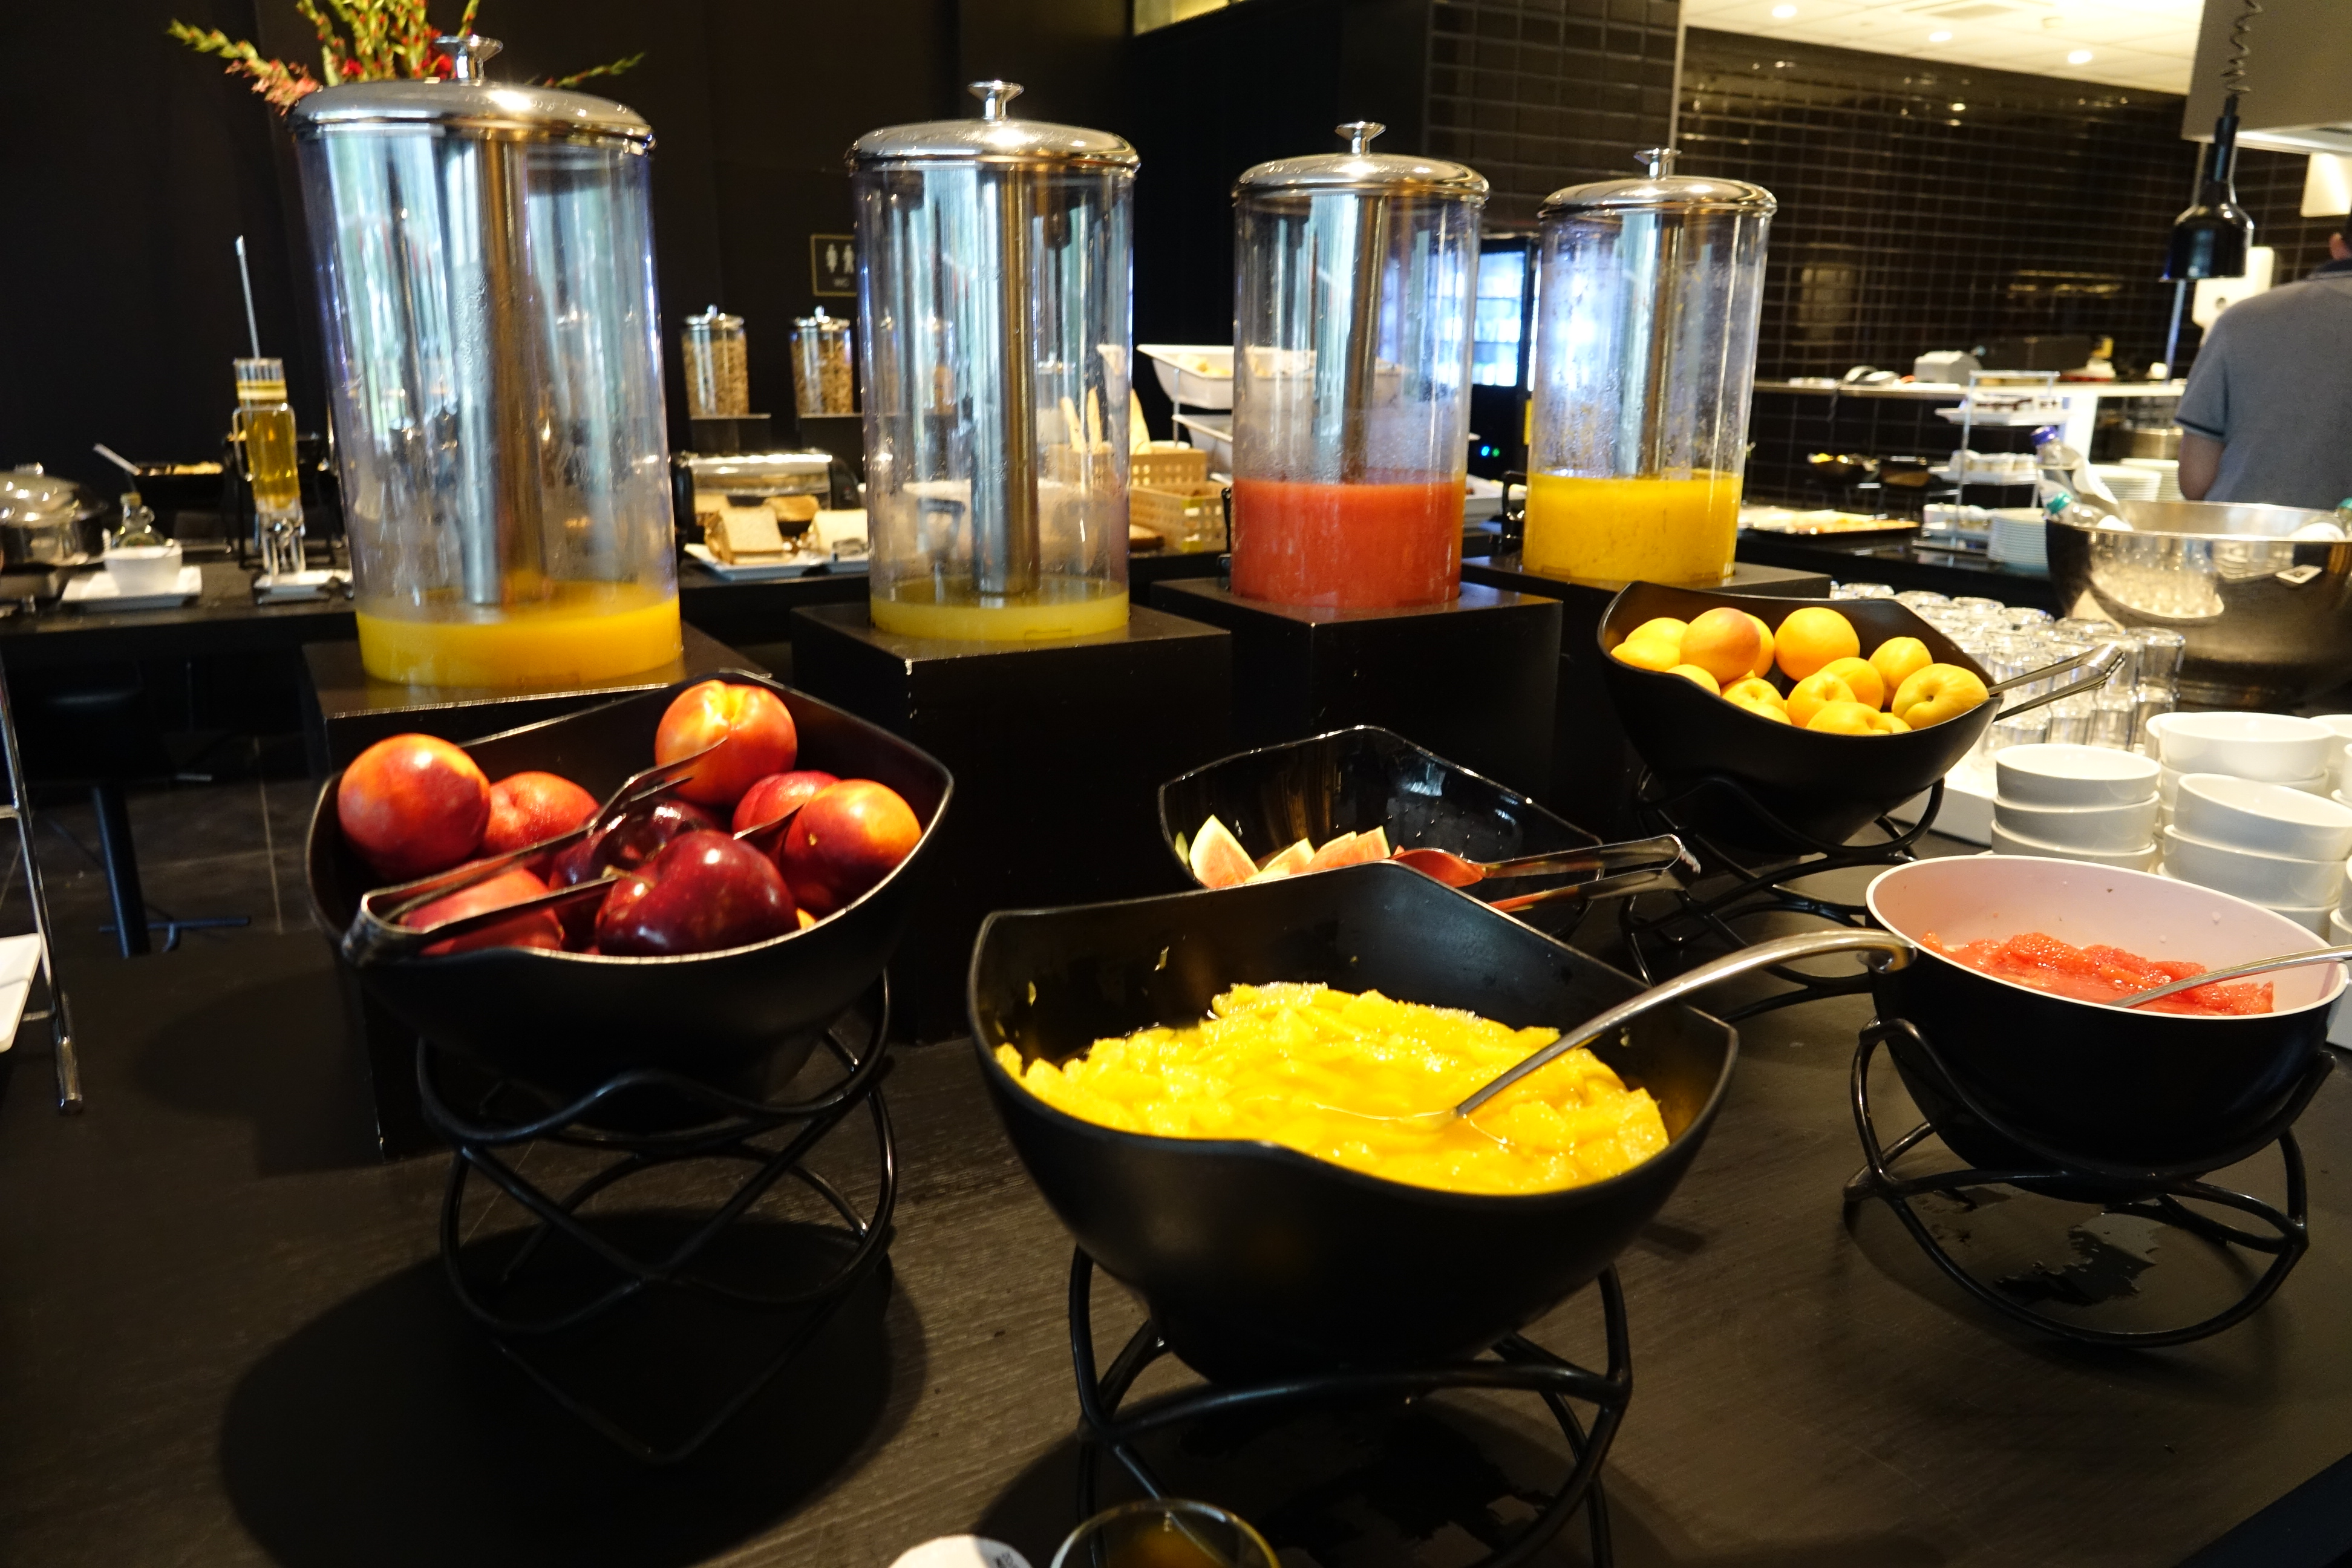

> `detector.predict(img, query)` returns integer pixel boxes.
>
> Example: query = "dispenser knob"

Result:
[1636,146,1679,177]
[434,34,503,82]
[970,80,1024,121]
[1336,121,1386,154]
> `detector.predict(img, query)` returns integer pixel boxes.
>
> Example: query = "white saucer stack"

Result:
[1990,744,2161,870]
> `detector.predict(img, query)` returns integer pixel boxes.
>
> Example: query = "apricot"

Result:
[1870,636,1933,694]
[1679,606,1764,685]
[1662,664,1715,693]
[1628,617,1690,650]
[655,681,799,808]
[779,780,923,915]
[337,733,490,881]
[1871,710,1912,734]
[1731,697,1791,724]
[1773,606,1861,681]
[1786,671,1857,729]
[1806,700,1886,735]
[1722,676,1785,708]
[1612,635,1683,672]
[1817,656,1886,710]
[1892,664,1990,727]
[1743,613,1776,679]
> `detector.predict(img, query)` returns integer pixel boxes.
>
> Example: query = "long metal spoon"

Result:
[1390,832,1689,889]
[2111,942,2352,1010]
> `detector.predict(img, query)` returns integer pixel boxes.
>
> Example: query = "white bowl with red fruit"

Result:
[307,675,950,1098]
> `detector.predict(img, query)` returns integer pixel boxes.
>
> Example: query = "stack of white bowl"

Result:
[2152,713,2338,831]
[1989,743,2162,869]
[2163,773,2352,934]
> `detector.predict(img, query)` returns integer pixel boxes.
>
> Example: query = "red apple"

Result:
[731,769,841,834]
[544,797,722,946]
[595,831,798,956]
[483,771,599,866]
[777,780,922,916]
[337,733,491,881]
[404,866,564,956]
[654,681,798,808]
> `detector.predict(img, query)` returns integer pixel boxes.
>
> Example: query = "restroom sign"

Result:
[812,235,857,297]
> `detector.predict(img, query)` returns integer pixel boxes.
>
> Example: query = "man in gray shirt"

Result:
[2177,224,2352,510]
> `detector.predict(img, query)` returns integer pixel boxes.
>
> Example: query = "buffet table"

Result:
[1,852,2345,1567]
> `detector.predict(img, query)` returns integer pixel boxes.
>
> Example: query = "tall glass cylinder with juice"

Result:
[1229,125,1486,610]
[236,406,302,514]
[1522,471,1741,583]
[1527,154,1774,584]
[852,85,1137,641]
[291,69,682,688]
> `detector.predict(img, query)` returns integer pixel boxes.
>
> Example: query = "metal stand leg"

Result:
[91,782,149,958]
[0,668,79,1109]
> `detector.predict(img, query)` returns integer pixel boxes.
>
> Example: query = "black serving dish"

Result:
[968,861,1735,1381]
[1157,726,1598,904]
[1598,583,1998,850]
[307,671,951,1107]
[1865,855,2340,1178]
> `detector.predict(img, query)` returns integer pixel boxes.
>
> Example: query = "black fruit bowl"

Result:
[1157,727,1598,911]
[1866,855,2341,1181]
[307,671,951,1107]
[968,861,1735,1382]
[1598,583,1997,851]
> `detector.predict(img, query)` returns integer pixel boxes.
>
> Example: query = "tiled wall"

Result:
[1674,29,2347,382]
[1425,0,1682,224]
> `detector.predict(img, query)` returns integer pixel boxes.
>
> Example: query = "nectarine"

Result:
[483,771,598,863]
[732,769,841,834]
[778,780,923,915]
[338,733,490,881]
[655,681,799,808]
[406,866,564,956]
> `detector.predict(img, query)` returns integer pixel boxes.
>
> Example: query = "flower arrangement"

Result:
[168,1,643,111]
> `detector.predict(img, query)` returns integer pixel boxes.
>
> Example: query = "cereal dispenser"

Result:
[1523,150,1774,585]
[850,82,1136,640]
[1228,123,1485,609]
[289,36,681,687]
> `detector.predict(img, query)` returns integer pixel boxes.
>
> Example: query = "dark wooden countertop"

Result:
[0,850,2347,1567]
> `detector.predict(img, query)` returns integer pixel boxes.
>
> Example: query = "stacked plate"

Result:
[1990,743,2161,869]
[2153,712,2338,826]
[2163,773,2352,934]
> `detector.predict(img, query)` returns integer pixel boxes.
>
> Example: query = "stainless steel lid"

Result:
[1541,148,1774,218]
[684,305,744,332]
[849,81,1138,171]
[794,307,849,333]
[287,36,652,144]
[1234,122,1488,200]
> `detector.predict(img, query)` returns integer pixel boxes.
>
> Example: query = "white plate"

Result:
[1992,793,2161,852]
[682,543,848,581]
[2163,825,2345,906]
[2158,710,2336,783]
[60,565,201,611]
[1140,344,1234,410]
[1987,819,2158,869]
[2174,772,2352,861]
[1994,743,2159,808]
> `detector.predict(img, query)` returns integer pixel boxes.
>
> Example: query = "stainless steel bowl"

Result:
[2046,499,2352,707]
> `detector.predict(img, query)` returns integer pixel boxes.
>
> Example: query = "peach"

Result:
[1786,671,1857,729]
[733,769,842,834]
[405,866,564,956]
[1817,656,1886,710]
[777,780,923,915]
[655,681,799,808]
[483,771,599,866]
[1773,606,1861,681]
[1678,606,1763,685]
[337,733,490,881]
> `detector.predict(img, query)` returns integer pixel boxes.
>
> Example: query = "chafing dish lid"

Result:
[1235,122,1487,200]
[850,82,1138,171]
[288,36,651,143]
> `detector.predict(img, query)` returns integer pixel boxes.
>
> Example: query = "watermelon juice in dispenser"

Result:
[290,38,682,687]
[1522,151,1774,584]
[1228,124,1486,609]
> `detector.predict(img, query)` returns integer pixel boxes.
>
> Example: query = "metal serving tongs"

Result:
[1392,832,1688,889]
[2112,943,2352,1010]
[340,742,721,967]
[1978,639,2132,725]
[1474,835,1700,916]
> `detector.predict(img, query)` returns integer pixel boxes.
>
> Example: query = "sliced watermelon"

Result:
[1187,814,1256,889]
[1312,828,1390,869]
[1249,838,1315,881]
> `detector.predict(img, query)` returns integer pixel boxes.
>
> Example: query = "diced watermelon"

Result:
[1249,839,1314,881]
[1310,829,1390,870]
[1187,815,1257,889]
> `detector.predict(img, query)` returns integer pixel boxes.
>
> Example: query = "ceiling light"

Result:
[1771,4,1797,16]
[1928,30,1954,42]
[2067,48,2094,63]
[1950,101,1967,111]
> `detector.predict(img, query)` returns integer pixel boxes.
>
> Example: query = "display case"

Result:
[1523,149,1774,586]
[289,38,681,688]
[1228,123,1486,609]
[850,81,1137,641]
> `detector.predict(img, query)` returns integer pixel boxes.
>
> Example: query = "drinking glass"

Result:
[1834,581,1895,599]
[1053,1500,1277,1568]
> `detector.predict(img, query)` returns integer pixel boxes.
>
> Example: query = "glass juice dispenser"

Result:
[850,81,1136,640]
[289,38,682,688]
[1229,123,1485,609]
[1523,151,1774,585]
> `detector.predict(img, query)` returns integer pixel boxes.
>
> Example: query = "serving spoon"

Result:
[1390,832,1688,889]
[2110,942,2352,1010]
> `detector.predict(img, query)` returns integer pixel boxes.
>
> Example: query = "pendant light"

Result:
[2163,0,2258,283]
